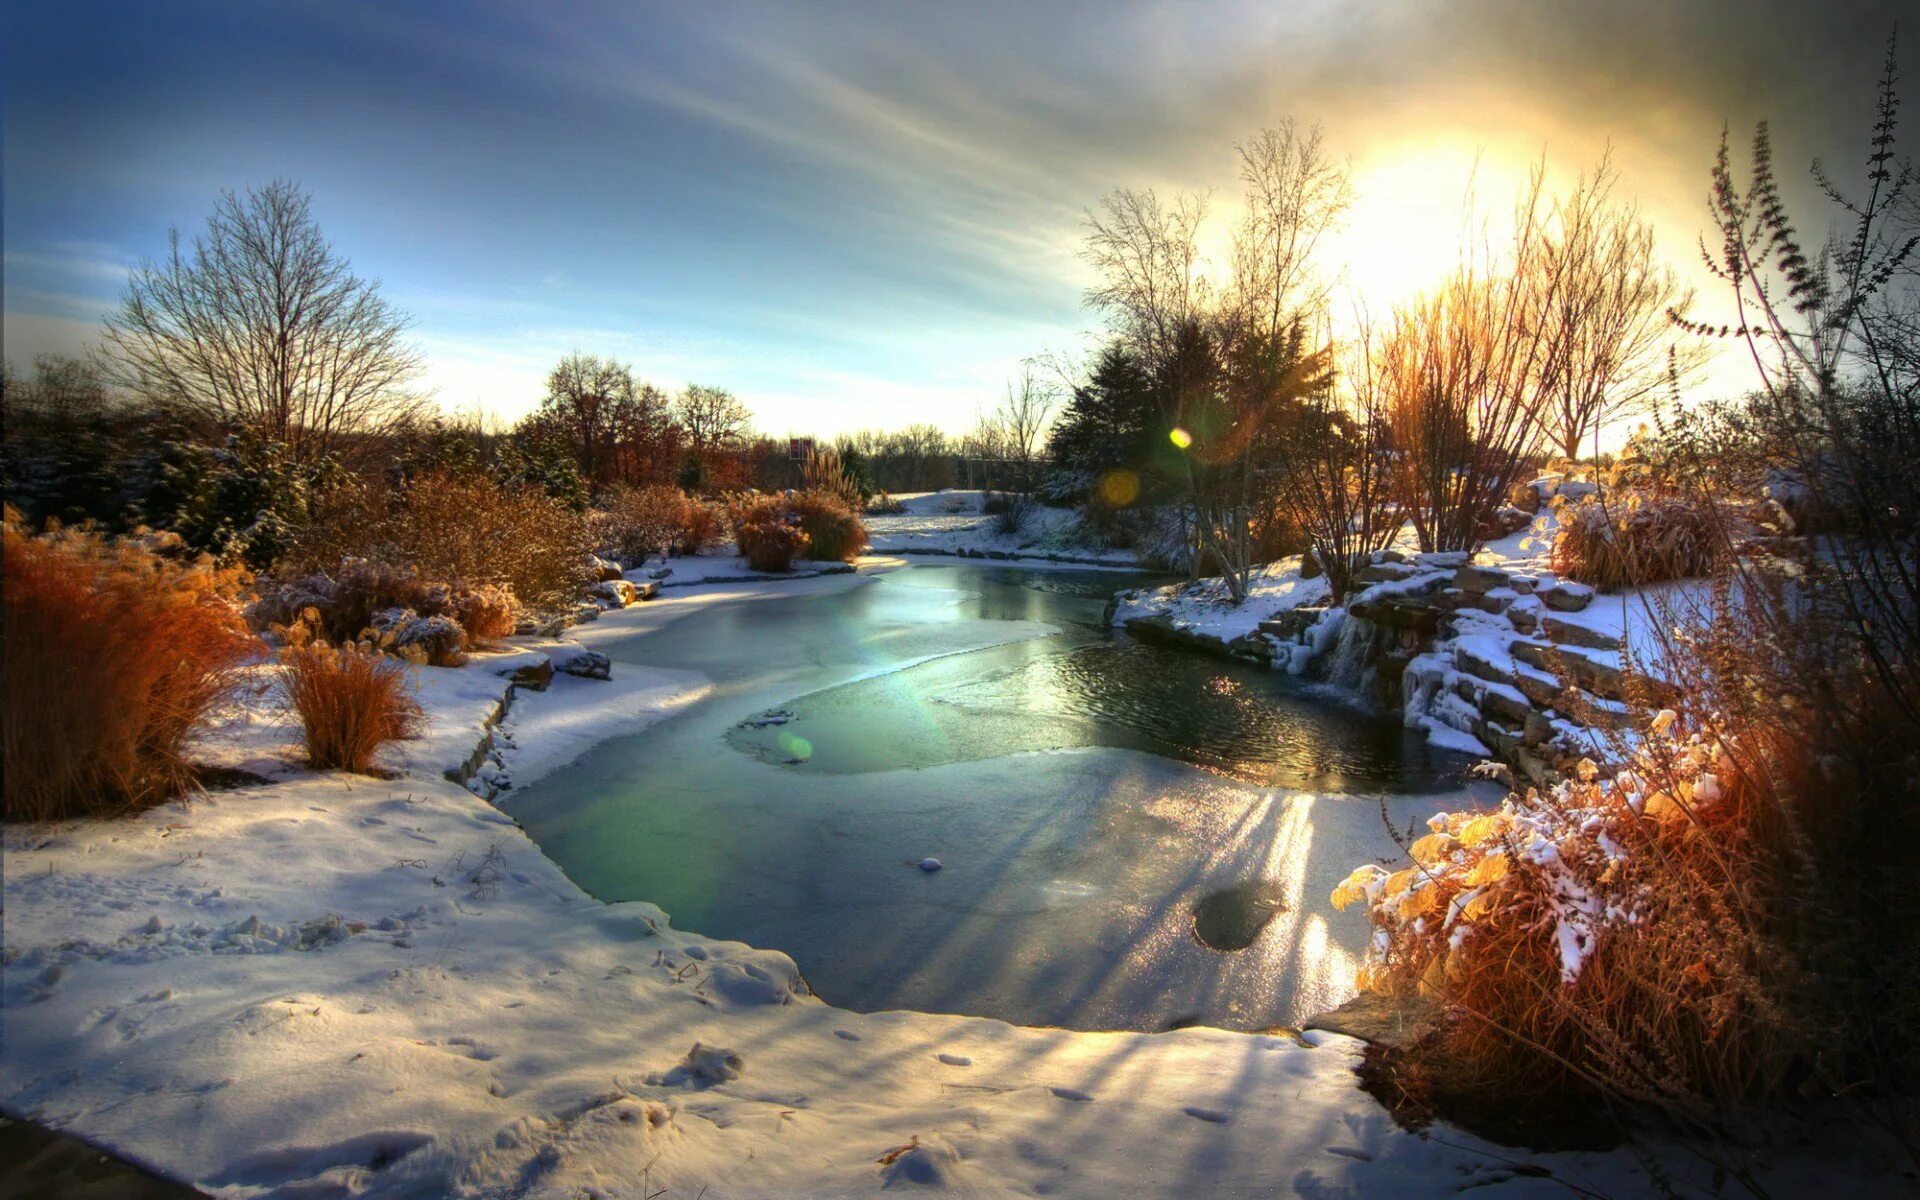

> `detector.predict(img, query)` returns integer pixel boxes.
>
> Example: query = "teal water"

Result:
[503,563,1491,1032]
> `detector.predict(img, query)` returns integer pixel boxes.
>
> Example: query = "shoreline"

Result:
[0,570,1873,1198]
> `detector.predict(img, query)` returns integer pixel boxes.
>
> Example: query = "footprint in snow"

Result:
[833,1030,861,1042]
[1183,1106,1230,1124]
[1049,1087,1094,1102]
[1324,1146,1373,1162]
[936,1053,972,1067]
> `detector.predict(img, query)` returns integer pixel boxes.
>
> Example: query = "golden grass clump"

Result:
[784,490,868,562]
[1549,490,1719,588]
[1333,711,1799,1109]
[2,512,258,822]
[737,515,810,572]
[274,635,424,774]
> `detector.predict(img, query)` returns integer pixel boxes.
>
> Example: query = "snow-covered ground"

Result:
[1,574,1886,1197]
[864,490,1139,565]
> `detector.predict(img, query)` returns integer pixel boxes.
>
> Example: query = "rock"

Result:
[1541,581,1596,611]
[1491,505,1533,536]
[632,580,660,602]
[1298,551,1323,580]
[1303,992,1441,1052]
[589,556,625,583]
[1354,561,1418,584]
[659,1043,742,1086]
[1453,564,1511,594]
[1507,478,1546,512]
[550,646,612,680]
[507,658,555,692]
[1510,640,1625,701]
[1259,606,1328,641]
[1347,598,1442,636]
[1508,575,1538,594]
[1541,614,1622,651]
[591,579,640,608]
[918,858,943,872]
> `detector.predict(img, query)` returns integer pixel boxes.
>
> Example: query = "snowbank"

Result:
[3,574,1845,1198]
[865,490,1139,566]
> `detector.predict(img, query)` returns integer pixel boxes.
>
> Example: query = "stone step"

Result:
[1540,614,1619,651]
[1452,643,1517,688]
[1510,639,1627,702]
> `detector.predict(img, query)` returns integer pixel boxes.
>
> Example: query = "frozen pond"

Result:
[504,562,1493,1032]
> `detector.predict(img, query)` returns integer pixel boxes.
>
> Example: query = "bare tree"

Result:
[1536,154,1702,459]
[674,384,753,451]
[1382,165,1569,554]
[103,179,424,464]
[526,353,679,489]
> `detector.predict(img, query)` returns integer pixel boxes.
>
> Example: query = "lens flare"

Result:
[1097,469,1140,507]
[1169,427,1193,450]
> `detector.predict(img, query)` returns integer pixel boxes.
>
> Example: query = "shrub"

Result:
[783,490,868,562]
[2,515,257,821]
[600,486,687,564]
[449,583,517,645]
[292,470,592,613]
[1549,490,1720,588]
[800,445,865,510]
[673,496,729,556]
[274,639,424,773]
[251,561,518,661]
[865,491,907,515]
[739,518,809,572]
[1333,712,1798,1110]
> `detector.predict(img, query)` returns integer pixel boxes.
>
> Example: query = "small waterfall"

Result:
[1320,611,1390,698]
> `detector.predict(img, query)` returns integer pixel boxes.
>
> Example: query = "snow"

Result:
[864,490,1139,565]
[1111,557,1332,644]
[2,571,1895,1197]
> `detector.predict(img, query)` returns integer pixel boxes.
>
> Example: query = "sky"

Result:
[3,0,1912,437]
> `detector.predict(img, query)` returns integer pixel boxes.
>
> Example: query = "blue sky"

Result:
[3,0,1908,434]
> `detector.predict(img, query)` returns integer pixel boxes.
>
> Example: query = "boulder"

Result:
[1540,614,1622,652]
[507,658,555,692]
[1453,564,1511,594]
[550,646,613,680]
[592,579,641,608]
[1354,561,1419,584]
[589,556,626,582]
[1541,581,1596,612]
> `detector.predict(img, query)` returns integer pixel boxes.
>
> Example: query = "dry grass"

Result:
[738,517,809,572]
[1334,712,1801,1112]
[2,515,257,822]
[274,640,424,773]
[784,490,868,562]
[1549,490,1720,588]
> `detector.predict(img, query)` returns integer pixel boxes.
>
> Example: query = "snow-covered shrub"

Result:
[370,608,466,667]
[864,491,906,515]
[251,561,516,661]
[1333,711,1798,1106]
[2,511,257,821]
[274,640,423,774]
[1549,490,1719,588]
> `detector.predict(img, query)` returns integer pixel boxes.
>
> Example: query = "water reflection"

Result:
[728,566,1460,792]
[502,563,1494,1032]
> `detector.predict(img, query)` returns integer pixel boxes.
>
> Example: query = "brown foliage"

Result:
[1549,490,1720,588]
[274,640,423,774]
[2,515,257,821]
[783,491,868,562]
[293,470,591,612]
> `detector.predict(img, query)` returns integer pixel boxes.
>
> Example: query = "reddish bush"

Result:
[2,515,257,821]
[739,519,809,572]
[783,490,868,562]
[275,640,423,774]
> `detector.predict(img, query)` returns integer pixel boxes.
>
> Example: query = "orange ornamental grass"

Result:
[1549,490,1720,589]
[2,514,258,822]
[274,640,424,774]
